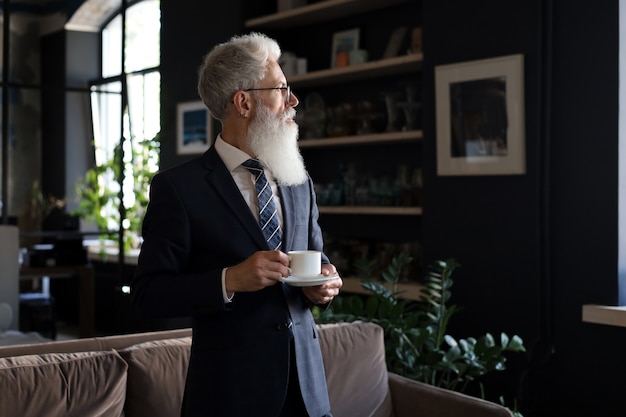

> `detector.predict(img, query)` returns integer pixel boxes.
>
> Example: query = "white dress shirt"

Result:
[213,135,284,301]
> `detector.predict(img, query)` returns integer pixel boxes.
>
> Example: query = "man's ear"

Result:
[233,90,252,118]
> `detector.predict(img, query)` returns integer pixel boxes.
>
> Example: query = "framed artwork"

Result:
[176,100,212,155]
[331,28,360,68]
[435,54,525,176]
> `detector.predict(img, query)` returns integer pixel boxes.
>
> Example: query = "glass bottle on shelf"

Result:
[383,92,400,132]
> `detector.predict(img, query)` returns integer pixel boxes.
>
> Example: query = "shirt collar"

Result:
[214,134,252,172]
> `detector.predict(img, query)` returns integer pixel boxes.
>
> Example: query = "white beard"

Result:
[247,103,308,186]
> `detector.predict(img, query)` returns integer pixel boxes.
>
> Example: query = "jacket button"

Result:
[277,321,293,330]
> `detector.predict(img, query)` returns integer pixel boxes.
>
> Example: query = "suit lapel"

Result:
[201,148,267,249]
[278,184,295,252]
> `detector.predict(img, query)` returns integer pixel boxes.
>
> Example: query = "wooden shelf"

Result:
[341,277,424,301]
[246,0,423,268]
[288,54,422,88]
[298,130,422,148]
[245,0,415,29]
[319,206,421,215]
[582,304,626,328]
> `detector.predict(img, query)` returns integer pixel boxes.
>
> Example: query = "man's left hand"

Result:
[302,264,342,305]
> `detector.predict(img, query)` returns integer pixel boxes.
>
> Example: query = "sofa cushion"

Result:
[318,321,394,417]
[0,350,127,417]
[118,336,192,417]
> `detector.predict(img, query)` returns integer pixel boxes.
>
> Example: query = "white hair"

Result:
[197,32,281,120]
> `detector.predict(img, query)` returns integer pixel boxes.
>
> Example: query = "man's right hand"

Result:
[224,250,290,295]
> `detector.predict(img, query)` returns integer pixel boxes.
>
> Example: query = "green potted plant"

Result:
[316,253,525,416]
[73,133,159,254]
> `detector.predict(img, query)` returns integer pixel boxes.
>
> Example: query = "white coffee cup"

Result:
[288,250,321,278]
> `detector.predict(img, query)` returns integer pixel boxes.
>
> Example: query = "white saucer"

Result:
[280,274,337,287]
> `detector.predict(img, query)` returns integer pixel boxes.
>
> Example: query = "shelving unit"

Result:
[318,206,421,215]
[244,0,415,29]
[341,277,424,301]
[247,0,422,285]
[286,54,422,88]
[298,129,421,148]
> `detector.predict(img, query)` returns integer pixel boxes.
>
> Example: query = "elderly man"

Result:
[131,32,342,417]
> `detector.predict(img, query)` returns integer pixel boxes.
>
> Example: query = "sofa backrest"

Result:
[0,349,128,417]
[0,323,393,417]
[0,329,193,417]
[118,336,192,417]
[318,321,394,417]
[0,327,192,358]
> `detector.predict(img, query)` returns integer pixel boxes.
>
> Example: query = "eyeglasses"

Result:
[244,85,292,105]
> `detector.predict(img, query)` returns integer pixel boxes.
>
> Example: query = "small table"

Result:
[19,265,95,338]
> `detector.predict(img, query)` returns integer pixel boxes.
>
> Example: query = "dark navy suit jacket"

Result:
[131,146,332,417]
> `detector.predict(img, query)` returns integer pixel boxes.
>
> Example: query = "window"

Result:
[84,0,160,248]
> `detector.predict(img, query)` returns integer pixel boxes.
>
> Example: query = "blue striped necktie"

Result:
[242,159,282,250]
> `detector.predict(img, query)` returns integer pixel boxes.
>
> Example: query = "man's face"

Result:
[246,99,307,186]
[250,59,298,116]
[244,58,307,186]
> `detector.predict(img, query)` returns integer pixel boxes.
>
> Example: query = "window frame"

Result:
[82,0,161,254]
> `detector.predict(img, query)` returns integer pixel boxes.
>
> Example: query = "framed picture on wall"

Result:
[435,54,525,176]
[176,101,213,155]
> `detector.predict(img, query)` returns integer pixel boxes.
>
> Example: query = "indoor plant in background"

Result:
[315,254,526,416]
[73,133,159,255]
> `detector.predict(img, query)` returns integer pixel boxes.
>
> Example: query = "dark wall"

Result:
[159,0,625,416]
[159,0,236,170]
[41,31,68,199]
[548,1,623,416]
[422,0,545,410]
[422,0,543,336]
[422,0,623,416]
[159,1,271,171]
[41,30,98,208]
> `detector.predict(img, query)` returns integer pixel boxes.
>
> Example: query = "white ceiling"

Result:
[64,0,119,32]
[2,0,120,32]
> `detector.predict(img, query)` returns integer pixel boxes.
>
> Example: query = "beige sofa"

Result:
[0,321,513,417]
